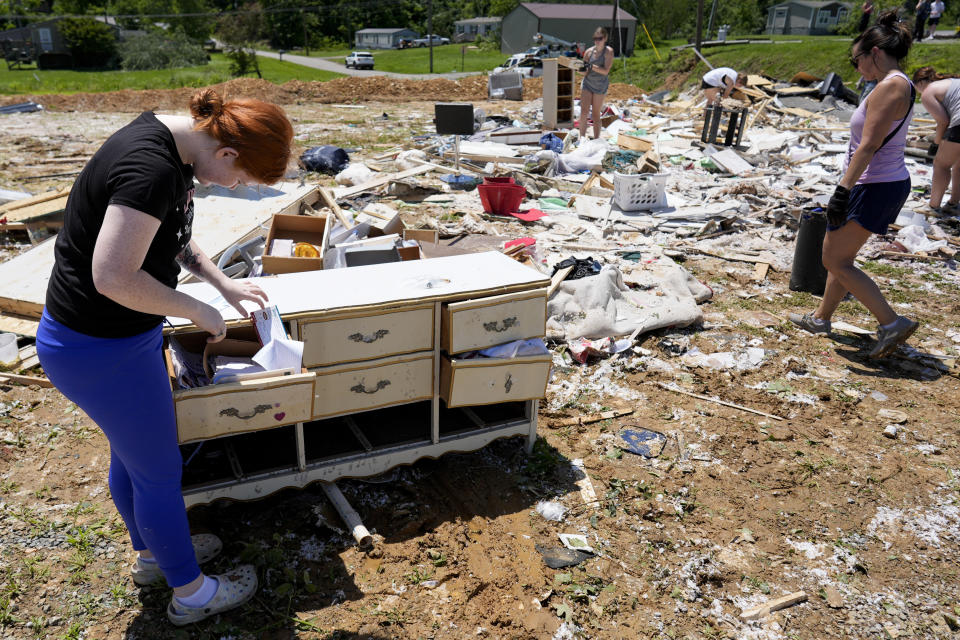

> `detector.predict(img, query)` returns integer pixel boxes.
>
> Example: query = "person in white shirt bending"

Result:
[700,67,744,103]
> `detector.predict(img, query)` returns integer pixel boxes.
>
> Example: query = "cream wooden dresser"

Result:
[166,252,552,507]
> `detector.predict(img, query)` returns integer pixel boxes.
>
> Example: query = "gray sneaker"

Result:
[868,316,919,359]
[789,312,831,335]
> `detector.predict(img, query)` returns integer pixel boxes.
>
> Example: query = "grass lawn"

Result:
[0,53,342,95]
[612,35,960,91]
[371,44,506,74]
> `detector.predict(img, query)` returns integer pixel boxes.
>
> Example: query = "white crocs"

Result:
[131,533,224,586]
[166,565,258,626]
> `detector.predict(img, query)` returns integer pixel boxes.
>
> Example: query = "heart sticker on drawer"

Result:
[274,412,286,421]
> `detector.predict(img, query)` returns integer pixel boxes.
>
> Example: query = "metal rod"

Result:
[321,482,373,549]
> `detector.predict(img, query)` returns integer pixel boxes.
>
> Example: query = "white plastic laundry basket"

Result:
[613,172,668,211]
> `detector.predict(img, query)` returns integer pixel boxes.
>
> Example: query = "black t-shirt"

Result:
[45,112,195,338]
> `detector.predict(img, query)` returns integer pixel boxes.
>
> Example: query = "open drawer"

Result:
[300,303,434,367]
[441,288,547,354]
[172,372,315,444]
[440,353,551,407]
[312,352,434,419]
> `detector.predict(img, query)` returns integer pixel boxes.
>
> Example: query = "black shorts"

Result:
[701,77,728,90]
[928,16,940,26]
[827,178,911,235]
[946,124,960,143]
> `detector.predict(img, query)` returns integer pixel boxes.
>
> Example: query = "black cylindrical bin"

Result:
[789,212,828,296]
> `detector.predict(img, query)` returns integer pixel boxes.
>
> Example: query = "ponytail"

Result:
[853,9,912,60]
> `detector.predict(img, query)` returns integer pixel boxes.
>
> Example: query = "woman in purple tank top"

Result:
[790,10,920,358]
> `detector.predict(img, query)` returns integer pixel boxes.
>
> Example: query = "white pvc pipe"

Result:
[321,482,373,549]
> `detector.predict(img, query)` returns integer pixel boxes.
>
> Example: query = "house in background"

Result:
[766,1,853,35]
[454,17,502,42]
[500,3,636,56]
[0,16,122,68]
[354,28,419,49]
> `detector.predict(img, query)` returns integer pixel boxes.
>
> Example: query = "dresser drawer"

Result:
[440,353,551,407]
[441,289,547,354]
[312,353,434,419]
[300,305,434,367]
[174,372,316,444]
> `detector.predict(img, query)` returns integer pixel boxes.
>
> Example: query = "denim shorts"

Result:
[827,178,911,235]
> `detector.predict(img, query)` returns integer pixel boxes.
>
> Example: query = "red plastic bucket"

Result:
[478,183,525,215]
[483,176,515,185]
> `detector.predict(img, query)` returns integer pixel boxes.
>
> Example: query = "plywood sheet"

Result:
[0,181,317,318]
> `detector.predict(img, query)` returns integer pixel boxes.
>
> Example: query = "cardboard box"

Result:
[261,213,328,275]
[353,203,402,238]
[398,228,439,261]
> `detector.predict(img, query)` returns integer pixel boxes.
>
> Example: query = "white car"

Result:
[344,51,374,70]
[493,54,543,78]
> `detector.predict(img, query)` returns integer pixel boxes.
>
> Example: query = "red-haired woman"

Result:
[37,88,293,625]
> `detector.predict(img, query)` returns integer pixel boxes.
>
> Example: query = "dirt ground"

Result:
[1,96,960,640]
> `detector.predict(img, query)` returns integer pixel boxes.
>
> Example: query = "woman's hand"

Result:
[217,278,268,318]
[192,302,227,344]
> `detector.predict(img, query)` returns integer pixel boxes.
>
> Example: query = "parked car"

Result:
[344,51,374,70]
[413,34,450,47]
[492,54,543,78]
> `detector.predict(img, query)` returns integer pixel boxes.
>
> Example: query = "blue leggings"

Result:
[37,311,200,587]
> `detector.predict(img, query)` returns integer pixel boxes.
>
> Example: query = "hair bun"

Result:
[190,88,224,120]
[876,8,900,29]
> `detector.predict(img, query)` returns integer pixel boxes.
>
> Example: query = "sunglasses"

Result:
[850,50,868,69]
[593,36,604,41]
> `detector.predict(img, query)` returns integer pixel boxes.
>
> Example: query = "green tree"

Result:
[215,1,263,76]
[119,30,208,69]
[59,16,118,67]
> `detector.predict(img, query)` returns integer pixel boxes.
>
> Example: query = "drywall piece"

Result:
[0,181,317,318]
[710,149,754,175]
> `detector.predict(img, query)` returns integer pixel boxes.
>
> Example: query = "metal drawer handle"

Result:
[351,379,391,395]
[504,373,513,393]
[220,404,272,420]
[348,329,389,344]
[483,317,518,333]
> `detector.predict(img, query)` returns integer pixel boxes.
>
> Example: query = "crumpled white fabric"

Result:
[896,224,945,253]
[546,262,711,340]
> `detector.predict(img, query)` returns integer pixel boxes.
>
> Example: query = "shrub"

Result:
[119,31,208,70]
[58,17,117,68]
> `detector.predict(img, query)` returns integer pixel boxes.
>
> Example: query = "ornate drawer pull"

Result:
[504,373,513,393]
[351,379,391,395]
[483,317,518,333]
[348,329,389,343]
[220,404,273,420]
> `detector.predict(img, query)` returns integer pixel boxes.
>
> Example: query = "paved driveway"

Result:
[257,50,478,80]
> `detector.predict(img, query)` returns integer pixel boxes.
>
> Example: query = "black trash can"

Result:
[789,212,828,296]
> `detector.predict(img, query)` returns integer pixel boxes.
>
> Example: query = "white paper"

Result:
[252,338,304,372]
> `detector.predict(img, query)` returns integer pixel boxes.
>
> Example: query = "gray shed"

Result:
[354,28,419,50]
[766,1,853,35]
[500,3,636,56]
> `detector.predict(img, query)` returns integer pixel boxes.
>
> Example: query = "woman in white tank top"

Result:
[913,66,960,214]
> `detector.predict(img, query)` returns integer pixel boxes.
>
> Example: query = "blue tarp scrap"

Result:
[618,427,667,458]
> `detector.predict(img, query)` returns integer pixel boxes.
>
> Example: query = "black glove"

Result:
[928,143,939,158]
[826,185,850,228]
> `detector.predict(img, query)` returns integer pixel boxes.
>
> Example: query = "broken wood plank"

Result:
[555,408,633,427]
[0,372,53,388]
[752,262,770,281]
[879,251,949,262]
[331,164,436,199]
[570,458,598,507]
[740,591,808,621]
[0,195,69,224]
[655,382,785,421]
[548,265,575,298]
[317,186,354,230]
[0,187,70,215]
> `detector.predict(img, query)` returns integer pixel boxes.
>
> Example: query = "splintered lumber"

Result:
[753,262,770,281]
[555,408,633,427]
[317,186,354,230]
[0,187,70,215]
[0,192,70,224]
[740,592,808,620]
[655,382,785,421]
[746,98,770,130]
[617,132,654,152]
[0,372,54,388]
[548,265,575,298]
[331,164,435,199]
[880,251,949,262]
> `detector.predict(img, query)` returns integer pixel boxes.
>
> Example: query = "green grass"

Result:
[370,44,506,74]
[0,52,342,95]
[612,35,960,92]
